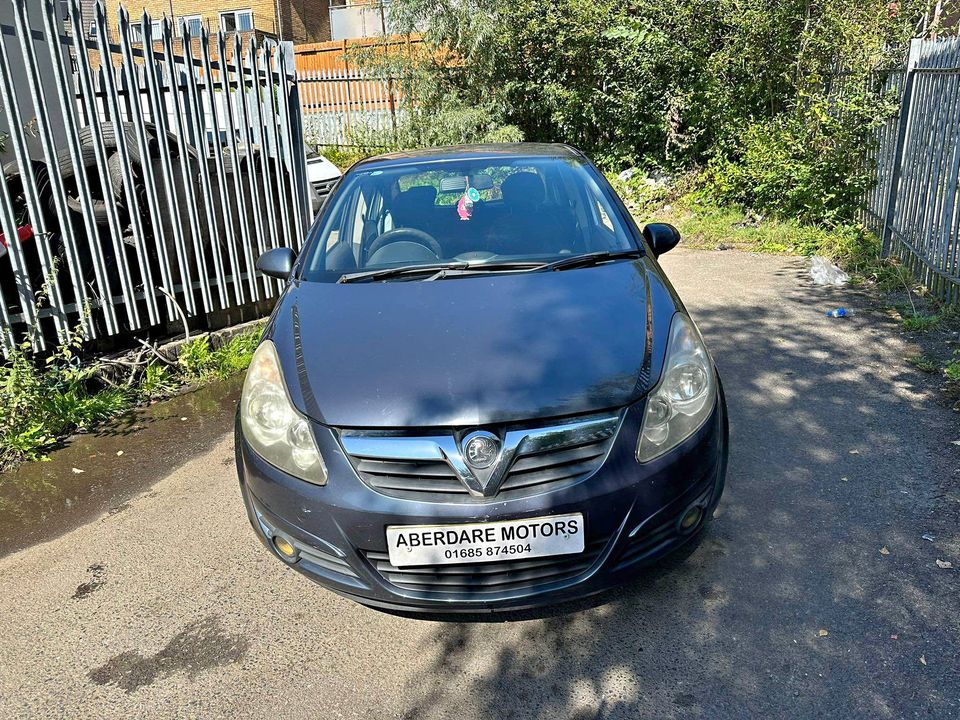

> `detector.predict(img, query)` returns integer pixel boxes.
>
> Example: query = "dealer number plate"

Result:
[386,513,584,568]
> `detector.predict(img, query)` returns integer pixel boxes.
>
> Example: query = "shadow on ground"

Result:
[392,259,958,719]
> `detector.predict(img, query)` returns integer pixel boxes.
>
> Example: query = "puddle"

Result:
[88,614,249,693]
[0,375,243,559]
[72,563,107,600]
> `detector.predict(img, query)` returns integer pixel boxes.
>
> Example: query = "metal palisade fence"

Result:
[864,37,960,302]
[0,0,311,355]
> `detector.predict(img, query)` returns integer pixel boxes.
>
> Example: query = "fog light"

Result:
[679,506,703,533]
[273,535,298,561]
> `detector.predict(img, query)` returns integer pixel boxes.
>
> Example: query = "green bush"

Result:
[0,324,265,469]
[176,329,263,382]
[701,92,895,226]
[211,330,261,378]
[606,170,683,217]
[177,336,216,380]
[0,339,134,466]
[320,146,371,171]
[373,0,924,225]
[141,364,178,399]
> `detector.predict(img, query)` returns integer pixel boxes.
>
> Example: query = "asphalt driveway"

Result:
[0,249,957,719]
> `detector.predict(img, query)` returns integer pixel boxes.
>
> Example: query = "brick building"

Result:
[95,0,332,44]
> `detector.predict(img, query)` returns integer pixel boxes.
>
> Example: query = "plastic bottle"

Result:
[825,308,847,318]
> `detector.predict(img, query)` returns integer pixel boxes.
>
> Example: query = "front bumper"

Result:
[235,386,728,613]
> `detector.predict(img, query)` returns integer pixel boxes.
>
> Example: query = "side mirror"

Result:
[642,223,681,257]
[256,247,296,280]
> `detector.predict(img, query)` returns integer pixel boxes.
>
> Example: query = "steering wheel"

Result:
[365,228,443,263]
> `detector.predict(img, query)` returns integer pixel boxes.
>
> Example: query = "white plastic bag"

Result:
[809,256,849,286]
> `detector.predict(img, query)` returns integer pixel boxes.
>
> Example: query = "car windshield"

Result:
[300,154,639,282]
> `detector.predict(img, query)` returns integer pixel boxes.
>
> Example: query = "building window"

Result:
[181,14,203,36]
[129,21,163,43]
[219,10,254,33]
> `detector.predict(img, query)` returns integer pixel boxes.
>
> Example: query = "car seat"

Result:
[491,172,570,256]
[391,185,438,232]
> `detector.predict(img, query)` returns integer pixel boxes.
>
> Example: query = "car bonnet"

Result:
[270,258,675,428]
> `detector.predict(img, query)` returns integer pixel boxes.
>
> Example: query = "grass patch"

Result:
[0,344,135,466]
[319,146,371,171]
[622,188,878,266]
[177,330,262,382]
[606,170,904,275]
[664,203,849,255]
[908,355,940,373]
[946,359,960,382]
[900,313,940,332]
[1,325,264,470]
[850,258,915,293]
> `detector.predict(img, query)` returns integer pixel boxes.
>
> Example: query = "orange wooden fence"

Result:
[294,34,423,72]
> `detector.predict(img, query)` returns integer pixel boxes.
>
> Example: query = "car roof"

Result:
[350,143,584,172]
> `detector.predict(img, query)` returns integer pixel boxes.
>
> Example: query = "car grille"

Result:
[311,177,338,204]
[364,537,608,596]
[353,457,466,497]
[499,440,613,493]
[342,413,620,502]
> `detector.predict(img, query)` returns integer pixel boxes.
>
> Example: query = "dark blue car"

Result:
[235,144,728,613]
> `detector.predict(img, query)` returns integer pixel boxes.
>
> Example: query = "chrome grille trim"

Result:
[340,412,622,501]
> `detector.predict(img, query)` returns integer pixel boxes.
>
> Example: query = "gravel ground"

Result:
[0,248,957,719]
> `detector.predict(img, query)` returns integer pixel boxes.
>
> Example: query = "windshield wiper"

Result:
[538,249,643,273]
[340,260,546,283]
[338,262,470,284]
[424,260,545,281]
[337,252,640,284]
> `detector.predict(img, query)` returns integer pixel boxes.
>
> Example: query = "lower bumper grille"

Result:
[248,494,359,580]
[364,537,608,596]
[311,178,337,204]
[615,514,677,568]
[298,544,359,579]
[614,486,714,569]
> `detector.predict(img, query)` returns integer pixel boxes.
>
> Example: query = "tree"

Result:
[371,0,929,222]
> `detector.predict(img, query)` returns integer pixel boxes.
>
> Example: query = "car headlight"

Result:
[637,312,716,462]
[240,340,328,484]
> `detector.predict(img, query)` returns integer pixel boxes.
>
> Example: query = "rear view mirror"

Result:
[642,223,681,257]
[438,174,495,193]
[256,247,296,280]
